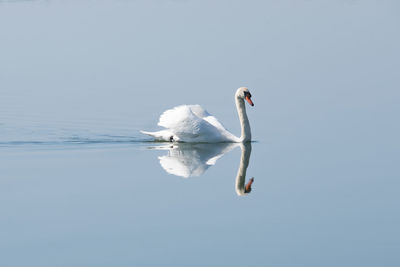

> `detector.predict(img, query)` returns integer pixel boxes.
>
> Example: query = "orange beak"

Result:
[245,177,254,193]
[245,96,254,106]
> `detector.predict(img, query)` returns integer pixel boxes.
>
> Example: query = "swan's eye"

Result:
[244,91,251,98]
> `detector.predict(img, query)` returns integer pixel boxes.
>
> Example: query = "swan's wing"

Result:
[203,115,239,142]
[158,105,202,135]
[158,105,208,128]
[189,105,237,140]
[202,143,238,165]
[157,105,218,140]
[157,143,238,178]
[186,105,210,118]
[203,116,227,132]
[160,104,225,131]
[187,105,228,132]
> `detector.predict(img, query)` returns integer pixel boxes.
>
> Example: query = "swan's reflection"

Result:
[235,143,254,196]
[150,142,254,195]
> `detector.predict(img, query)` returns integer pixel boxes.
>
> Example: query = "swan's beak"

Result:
[245,177,254,193]
[245,96,254,106]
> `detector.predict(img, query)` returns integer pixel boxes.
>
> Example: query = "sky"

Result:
[0,0,399,142]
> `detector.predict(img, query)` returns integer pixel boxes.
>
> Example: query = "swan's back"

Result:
[158,105,208,129]
[156,105,237,142]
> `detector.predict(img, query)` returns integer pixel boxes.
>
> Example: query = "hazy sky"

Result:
[0,0,399,142]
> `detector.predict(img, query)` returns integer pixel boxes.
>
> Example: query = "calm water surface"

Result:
[0,1,399,266]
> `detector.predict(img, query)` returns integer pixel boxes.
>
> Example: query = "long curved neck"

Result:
[235,143,253,196]
[235,97,251,142]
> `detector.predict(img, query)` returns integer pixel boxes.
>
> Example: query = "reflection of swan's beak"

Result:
[235,143,253,196]
[245,96,254,106]
[244,177,254,193]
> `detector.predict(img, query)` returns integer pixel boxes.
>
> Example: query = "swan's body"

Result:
[149,142,254,195]
[141,87,254,143]
[156,143,238,177]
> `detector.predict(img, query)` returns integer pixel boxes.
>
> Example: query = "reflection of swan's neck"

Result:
[235,143,252,196]
[235,97,251,142]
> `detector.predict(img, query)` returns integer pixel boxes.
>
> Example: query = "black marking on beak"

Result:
[244,91,252,98]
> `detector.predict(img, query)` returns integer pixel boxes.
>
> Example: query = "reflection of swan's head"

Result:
[235,143,254,196]
[244,177,255,193]
[151,142,255,196]
[235,87,254,107]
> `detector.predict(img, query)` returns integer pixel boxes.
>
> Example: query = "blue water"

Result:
[1,1,399,266]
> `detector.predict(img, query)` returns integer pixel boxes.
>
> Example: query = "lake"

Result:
[0,0,399,266]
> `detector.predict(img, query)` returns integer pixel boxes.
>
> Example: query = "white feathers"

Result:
[157,143,238,177]
[141,87,253,143]
[143,105,238,143]
[158,105,205,137]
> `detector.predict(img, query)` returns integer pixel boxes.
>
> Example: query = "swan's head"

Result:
[236,87,254,106]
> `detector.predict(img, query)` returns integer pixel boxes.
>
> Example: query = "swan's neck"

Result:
[235,143,252,196]
[235,97,251,142]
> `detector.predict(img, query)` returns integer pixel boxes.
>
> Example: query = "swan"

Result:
[235,143,254,196]
[148,142,254,195]
[156,143,238,177]
[141,87,254,143]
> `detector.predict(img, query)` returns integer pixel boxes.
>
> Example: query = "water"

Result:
[1,1,399,266]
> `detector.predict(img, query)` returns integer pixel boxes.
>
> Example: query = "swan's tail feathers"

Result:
[140,130,176,142]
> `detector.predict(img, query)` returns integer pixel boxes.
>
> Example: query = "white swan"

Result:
[141,87,254,143]
[156,143,238,177]
[148,142,254,195]
[235,143,254,196]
